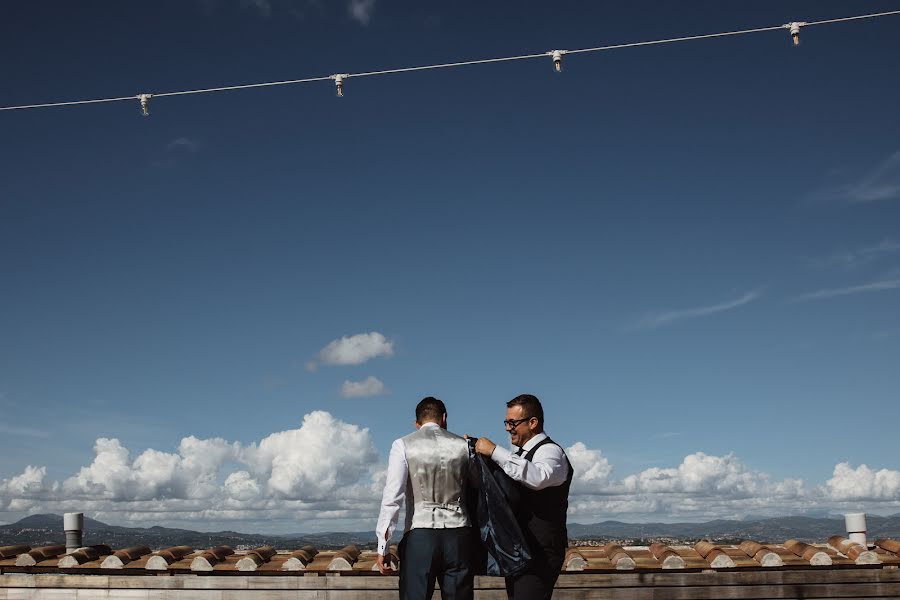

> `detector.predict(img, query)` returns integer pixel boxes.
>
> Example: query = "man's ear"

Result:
[440,413,448,429]
[415,421,422,430]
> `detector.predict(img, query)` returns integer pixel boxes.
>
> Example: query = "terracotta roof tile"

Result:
[2,537,900,576]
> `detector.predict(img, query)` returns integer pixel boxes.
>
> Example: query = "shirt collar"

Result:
[420,422,441,429]
[516,432,548,453]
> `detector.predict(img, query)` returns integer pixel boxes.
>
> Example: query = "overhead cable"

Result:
[1,9,898,114]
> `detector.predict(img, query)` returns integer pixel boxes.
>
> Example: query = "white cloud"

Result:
[63,436,238,501]
[223,471,262,501]
[348,0,375,25]
[240,411,379,499]
[0,466,55,511]
[58,412,379,506]
[315,331,394,367]
[560,449,811,521]
[0,424,49,438]
[636,290,762,329]
[151,137,201,169]
[792,279,900,302]
[4,422,898,531]
[807,239,900,270]
[0,411,384,529]
[2,466,52,497]
[340,376,387,398]
[839,151,900,204]
[63,438,134,500]
[565,442,613,491]
[568,496,662,517]
[622,452,763,496]
[826,462,900,501]
[168,137,201,153]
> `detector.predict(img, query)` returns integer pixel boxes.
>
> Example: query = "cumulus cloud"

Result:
[63,436,238,501]
[340,376,387,398]
[565,442,613,491]
[826,462,900,501]
[223,471,262,501]
[240,411,378,499]
[0,411,385,529]
[568,496,662,517]
[3,424,898,531]
[636,290,762,329]
[0,466,55,511]
[2,466,53,497]
[348,0,375,25]
[56,412,379,508]
[314,331,394,367]
[622,452,764,496]
[561,447,810,521]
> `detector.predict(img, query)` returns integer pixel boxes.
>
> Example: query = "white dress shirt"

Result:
[374,422,440,555]
[489,432,569,490]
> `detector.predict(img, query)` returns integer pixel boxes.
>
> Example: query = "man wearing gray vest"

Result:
[375,396,477,600]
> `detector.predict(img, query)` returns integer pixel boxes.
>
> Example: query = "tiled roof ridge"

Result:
[5,537,898,575]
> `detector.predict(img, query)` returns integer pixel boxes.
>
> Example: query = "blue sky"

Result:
[1,0,899,532]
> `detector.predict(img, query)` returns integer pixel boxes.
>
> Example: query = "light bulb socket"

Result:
[786,22,804,46]
[548,50,566,73]
[332,74,347,97]
[138,94,152,116]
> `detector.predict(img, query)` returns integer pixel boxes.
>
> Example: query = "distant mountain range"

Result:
[0,514,376,550]
[567,514,900,542]
[3,513,900,549]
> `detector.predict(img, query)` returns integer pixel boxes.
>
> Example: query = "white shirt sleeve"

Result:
[490,442,569,491]
[375,438,407,555]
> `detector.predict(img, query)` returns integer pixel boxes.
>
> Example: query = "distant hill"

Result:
[567,514,900,543]
[4,513,900,549]
[0,514,375,550]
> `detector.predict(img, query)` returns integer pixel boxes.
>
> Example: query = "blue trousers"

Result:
[504,542,564,600]
[398,527,476,600]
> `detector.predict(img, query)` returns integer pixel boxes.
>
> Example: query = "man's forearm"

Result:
[491,446,566,490]
[375,440,407,554]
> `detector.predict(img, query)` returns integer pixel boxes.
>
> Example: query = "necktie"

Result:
[515,447,525,457]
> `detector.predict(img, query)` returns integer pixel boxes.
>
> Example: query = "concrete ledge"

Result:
[1,569,900,599]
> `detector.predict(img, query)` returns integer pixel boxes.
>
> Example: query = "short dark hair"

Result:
[416,396,446,423]
[507,394,544,427]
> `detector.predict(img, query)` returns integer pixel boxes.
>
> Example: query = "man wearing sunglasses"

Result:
[375,396,477,600]
[473,394,573,600]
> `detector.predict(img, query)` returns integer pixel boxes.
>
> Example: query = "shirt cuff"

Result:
[491,445,512,465]
[377,539,387,555]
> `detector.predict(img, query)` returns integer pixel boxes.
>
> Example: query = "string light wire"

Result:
[1,9,898,113]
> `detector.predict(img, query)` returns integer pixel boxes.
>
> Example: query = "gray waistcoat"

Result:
[402,425,472,530]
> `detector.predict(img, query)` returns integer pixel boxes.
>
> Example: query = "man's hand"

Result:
[474,437,496,457]
[376,553,394,575]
